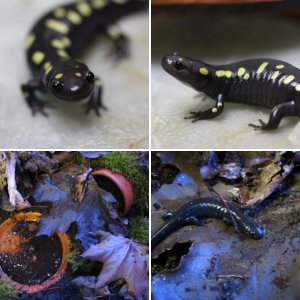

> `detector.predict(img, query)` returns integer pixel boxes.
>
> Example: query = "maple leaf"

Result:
[73,230,149,300]
[31,173,117,249]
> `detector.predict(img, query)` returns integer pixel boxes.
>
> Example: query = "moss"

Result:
[128,217,149,245]
[0,279,19,300]
[91,152,149,215]
[0,157,7,190]
[73,153,87,166]
[66,241,100,274]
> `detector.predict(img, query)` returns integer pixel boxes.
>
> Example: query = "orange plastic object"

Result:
[92,169,134,215]
[0,212,70,294]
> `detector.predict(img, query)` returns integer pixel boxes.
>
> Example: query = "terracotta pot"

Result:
[92,169,134,215]
[0,212,70,294]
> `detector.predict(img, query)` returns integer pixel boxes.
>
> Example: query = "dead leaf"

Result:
[73,230,149,299]
[240,153,293,205]
[73,170,92,203]
[2,152,30,209]
[31,173,117,249]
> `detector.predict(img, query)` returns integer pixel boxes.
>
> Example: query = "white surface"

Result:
[152,14,300,149]
[0,0,149,149]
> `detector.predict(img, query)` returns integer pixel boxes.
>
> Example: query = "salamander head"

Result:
[45,60,95,102]
[238,217,264,240]
[161,53,210,91]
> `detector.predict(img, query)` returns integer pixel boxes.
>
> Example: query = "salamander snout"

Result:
[248,224,264,239]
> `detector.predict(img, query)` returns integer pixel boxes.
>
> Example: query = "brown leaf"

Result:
[74,230,149,299]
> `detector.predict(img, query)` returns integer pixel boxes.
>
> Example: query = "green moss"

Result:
[91,152,149,215]
[73,153,87,166]
[0,158,7,190]
[128,217,149,245]
[66,241,100,274]
[0,279,19,300]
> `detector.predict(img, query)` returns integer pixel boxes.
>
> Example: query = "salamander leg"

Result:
[162,211,174,221]
[185,94,224,122]
[249,100,298,130]
[106,25,129,61]
[21,80,51,116]
[85,80,107,116]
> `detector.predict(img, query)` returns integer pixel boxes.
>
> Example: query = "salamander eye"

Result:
[50,81,63,92]
[174,60,184,71]
[85,71,95,82]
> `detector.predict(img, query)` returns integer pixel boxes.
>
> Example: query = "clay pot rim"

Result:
[92,168,134,215]
[0,212,70,294]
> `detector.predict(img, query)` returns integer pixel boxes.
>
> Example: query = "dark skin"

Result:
[22,0,147,116]
[161,53,300,130]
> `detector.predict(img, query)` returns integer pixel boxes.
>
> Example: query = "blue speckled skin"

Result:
[151,198,264,250]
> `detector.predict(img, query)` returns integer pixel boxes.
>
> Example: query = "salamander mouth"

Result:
[52,86,94,102]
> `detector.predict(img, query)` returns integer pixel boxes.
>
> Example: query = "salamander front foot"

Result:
[21,82,53,117]
[85,84,106,116]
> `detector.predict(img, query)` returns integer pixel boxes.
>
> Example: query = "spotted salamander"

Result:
[151,198,264,250]
[22,0,147,116]
[162,53,300,130]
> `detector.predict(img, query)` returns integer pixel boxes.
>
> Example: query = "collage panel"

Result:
[0,0,149,149]
[0,151,149,299]
[152,2,300,149]
[151,151,300,299]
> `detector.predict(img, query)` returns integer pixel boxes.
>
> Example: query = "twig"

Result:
[207,185,239,232]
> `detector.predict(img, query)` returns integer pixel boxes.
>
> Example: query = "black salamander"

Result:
[22,0,146,116]
[162,53,300,130]
[151,198,264,250]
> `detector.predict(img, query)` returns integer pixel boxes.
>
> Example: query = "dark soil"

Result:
[93,175,125,212]
[0,221,62,285]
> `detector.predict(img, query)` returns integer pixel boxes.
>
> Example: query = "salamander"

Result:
[151,198,264,250]
[22,0,147,116]
[161,53,300,130]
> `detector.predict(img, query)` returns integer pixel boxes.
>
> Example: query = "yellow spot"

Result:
[295,84,300,91]
[91,0,108,9]
[43,62,53,74]
[257,62,269,74]
[45,19,69,34]
[76,2,92,17]
[75,72,82,77]
[57,49,70,59]
[24,34,35,49]
[199,68,208,75]
[112,0,128,4]
[283,75,295,85]
[51,37,71,49]
[225,70,232,78]
[55,73,64,79]
[217,102,223,107]
[243,73,250,80]
[212,108,218,113]
[66,11,82,25]
[107,26,120,38]
[53,8,65,18]
[237,67,246,77]
[276,64,284,69]
[216,70,225,77]
[271,71,280,80]
[32,51,45,65]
